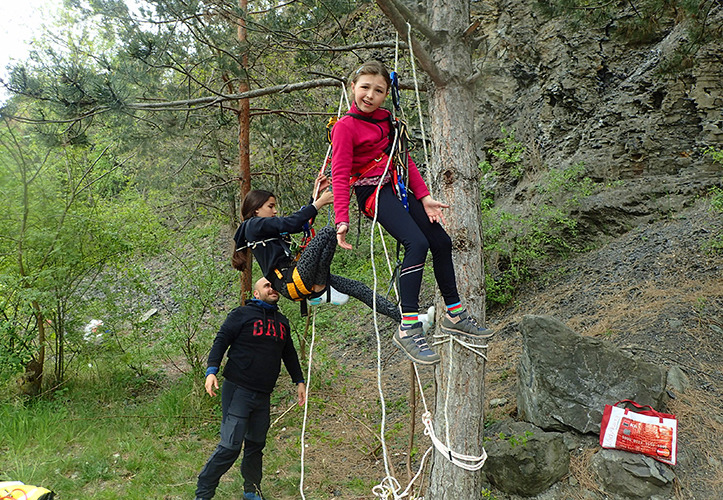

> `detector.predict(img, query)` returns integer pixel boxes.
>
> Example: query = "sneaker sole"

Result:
[392,335,441,365]
[440,325,495,340]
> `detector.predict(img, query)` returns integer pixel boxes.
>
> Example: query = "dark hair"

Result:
[232,189,276,271]
[351,60,391,92]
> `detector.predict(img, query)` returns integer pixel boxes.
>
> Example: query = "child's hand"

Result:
[314,173,331,194]
[336,223,353,250]
[421,195,449,225]
[314,189,334,209]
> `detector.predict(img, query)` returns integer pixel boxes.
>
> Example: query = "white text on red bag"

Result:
[599,399,677,465]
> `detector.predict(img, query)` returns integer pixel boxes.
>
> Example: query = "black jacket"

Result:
[234,204,318,280]
[207,299,304,394]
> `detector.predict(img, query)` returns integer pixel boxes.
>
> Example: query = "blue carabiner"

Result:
[390,71,401,112]
[397,178,409,212]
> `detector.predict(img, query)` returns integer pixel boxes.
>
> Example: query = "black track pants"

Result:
[356,183,460,313]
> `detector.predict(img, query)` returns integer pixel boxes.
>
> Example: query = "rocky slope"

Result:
[472,1,721,236]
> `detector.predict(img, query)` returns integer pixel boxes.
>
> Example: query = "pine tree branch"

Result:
[376,0,440,44]
[375,0,445,86]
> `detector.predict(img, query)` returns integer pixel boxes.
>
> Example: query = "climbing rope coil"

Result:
[299,26,488,499]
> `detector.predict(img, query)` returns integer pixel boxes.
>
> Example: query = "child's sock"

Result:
[400,312,420,333]
[446,302,464,317]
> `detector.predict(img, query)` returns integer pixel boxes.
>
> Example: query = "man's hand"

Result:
[297,382,307,406]
[205,374,219,397]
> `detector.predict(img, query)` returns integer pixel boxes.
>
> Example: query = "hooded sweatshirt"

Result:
[206,299,304,394]
[330,102,431,225]
[233,204,319,281]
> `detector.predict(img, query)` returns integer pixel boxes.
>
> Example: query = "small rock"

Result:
[666,365,690,394]
[490,397,508,408]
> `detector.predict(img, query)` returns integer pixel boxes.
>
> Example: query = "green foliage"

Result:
[0,119,170,390]
[481,487,500,499]
[483,430,534,448]
[701,147,723,252]
[704,146,723,166]
[482,160,598,306]
[486,127,526,180]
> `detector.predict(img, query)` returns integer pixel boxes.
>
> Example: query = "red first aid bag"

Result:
[599,399,677,465]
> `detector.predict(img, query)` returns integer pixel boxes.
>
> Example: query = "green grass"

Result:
[0,373,222,499]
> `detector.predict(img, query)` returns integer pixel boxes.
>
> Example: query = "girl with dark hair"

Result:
[232,174,429,328]
[330,60,494,365]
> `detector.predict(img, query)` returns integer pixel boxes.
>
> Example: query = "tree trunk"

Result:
[426,1,487,498]
[237,0,252,299]
[375,0,486,495]
[427,84,487,500]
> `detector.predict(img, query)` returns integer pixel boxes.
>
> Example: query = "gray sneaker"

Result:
[440,310,494,339]
[393,324,441,365]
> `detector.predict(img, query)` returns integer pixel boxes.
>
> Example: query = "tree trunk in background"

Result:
[376,0,487,497]
[238,0,252,300]
[428,83,486,499]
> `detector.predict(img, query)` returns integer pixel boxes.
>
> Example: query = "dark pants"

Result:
[356,183,460,314]
[196,381,270,498]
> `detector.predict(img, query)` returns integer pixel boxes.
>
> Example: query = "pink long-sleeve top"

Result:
[330,102,430,225]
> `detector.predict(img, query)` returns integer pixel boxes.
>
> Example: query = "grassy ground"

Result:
[3,202,721,499]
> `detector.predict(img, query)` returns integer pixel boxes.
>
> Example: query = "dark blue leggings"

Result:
[356,183,460,314]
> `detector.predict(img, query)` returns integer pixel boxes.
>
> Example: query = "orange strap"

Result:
[349,153,389,187]
[276,267,312,301]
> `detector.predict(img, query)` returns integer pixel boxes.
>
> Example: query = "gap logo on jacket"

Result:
[252,317,287,340]
[206,299,304,394]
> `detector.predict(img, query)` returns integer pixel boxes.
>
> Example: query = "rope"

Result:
[406,22,430,183]
[314,83,350,200]
[301,39,487,498]
[299,308,317,500]
[369,131,399,496]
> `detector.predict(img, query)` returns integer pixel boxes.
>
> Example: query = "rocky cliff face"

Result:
[472,1,722,234]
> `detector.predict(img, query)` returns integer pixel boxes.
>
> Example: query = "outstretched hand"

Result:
[421,195,449,225]
[314,172,331,196]
[336,224,353,250]
[314,188,334,209]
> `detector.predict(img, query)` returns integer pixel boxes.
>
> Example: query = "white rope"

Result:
[412,344,488,472]
[421,411,488,471]
[302,38,487,498]
[299,308,317,500]
[315,83,349,200]
[369,129,400,498]
[406,22,430,178]
[366,35,489,497]
[432,334,489,360]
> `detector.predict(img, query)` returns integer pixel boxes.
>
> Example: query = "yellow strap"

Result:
[292,267,312,296]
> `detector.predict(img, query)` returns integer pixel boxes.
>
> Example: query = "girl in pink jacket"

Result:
[331,60,494,365]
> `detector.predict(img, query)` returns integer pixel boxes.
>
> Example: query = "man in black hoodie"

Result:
[195,278,306,500]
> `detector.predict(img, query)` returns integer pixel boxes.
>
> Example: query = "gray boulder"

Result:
[517,315,666,433]
[482,420,569,497]
[590,449,676,499]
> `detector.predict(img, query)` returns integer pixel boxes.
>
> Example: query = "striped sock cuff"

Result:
[446,302,464,316]
[402,312,419,327]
